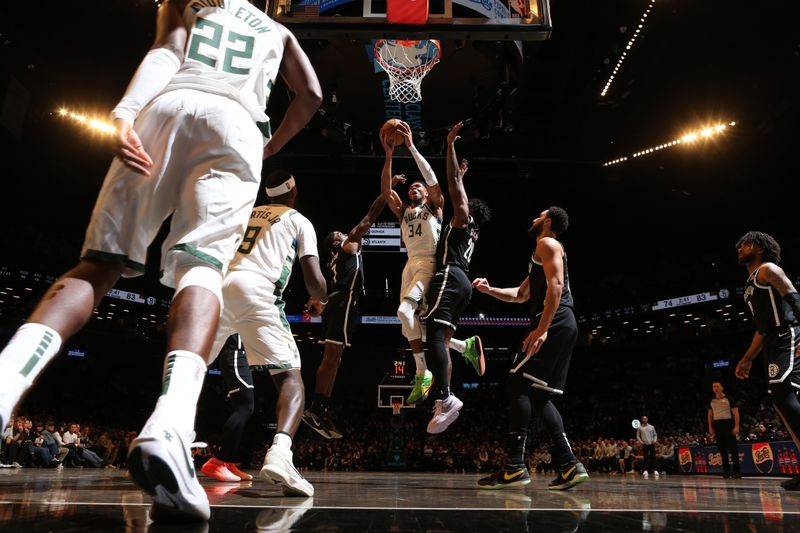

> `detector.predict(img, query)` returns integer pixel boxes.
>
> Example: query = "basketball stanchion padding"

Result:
[387,0,429,25]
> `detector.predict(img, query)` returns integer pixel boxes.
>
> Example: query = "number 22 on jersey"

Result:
[187,17,255,75]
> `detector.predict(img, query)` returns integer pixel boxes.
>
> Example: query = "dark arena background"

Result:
[1,0,800,531]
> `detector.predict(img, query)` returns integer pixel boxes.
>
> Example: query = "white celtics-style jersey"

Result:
[402,202,442,258]
[229,204,318,293]
[163,0,284,128]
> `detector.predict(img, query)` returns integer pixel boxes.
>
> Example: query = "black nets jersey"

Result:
[744,265,796,334]
[528,247,574,321]
[328,248,364,299]
[435,217,479,273]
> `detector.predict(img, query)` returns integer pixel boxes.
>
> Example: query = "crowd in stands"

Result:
[1,415,136,470]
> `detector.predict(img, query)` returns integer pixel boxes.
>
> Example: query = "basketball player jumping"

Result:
[381,121,485,407]
[735,231,800,491]
[302,182,396,439]
[473,207,589,490]
[424,122,491,434]
[0,0,321,521]
[202,171,327,497]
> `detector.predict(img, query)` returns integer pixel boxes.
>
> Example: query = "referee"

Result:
[707,381,741,479]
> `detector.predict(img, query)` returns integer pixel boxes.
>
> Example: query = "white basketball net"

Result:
[375,40,441,104]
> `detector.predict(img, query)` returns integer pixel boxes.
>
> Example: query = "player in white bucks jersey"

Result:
[302,185,392,439]
[380,121,486,407]
[0,0,321,522]
[204,171,327,495]
[734,231,800,491]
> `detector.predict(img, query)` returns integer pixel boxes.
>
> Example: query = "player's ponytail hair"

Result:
[736,231,781,264]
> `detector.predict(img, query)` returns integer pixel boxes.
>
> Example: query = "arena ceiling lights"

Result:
[603,121,737,167]
[601,0,657,97]
[57,107,116,135]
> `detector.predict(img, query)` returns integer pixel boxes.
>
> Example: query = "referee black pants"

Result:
[713,419,740,475]
[642,444,656,474]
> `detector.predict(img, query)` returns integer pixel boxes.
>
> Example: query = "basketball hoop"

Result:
[391,401,402,415]
[374,39,441,104]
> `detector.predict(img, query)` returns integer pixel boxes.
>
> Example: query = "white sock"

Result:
[150,350,206,435]
[413,352,427,374]
[0,323,62,424]
[273,432,292,450]
[449,338,466,353]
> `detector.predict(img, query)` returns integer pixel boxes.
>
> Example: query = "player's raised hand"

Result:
[379,130,395,155]
[457,158,469,178]
[472,278,491,293]
[397,121,413,147]
[447,121,464,145]
[391,174,406,187]
[112,119,153,176]
[305,298,325,317]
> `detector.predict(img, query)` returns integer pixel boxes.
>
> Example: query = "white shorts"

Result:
[209,270,301,374]
[81,89,263,287]
[400,255,436,305]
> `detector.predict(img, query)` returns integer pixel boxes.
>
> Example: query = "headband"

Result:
[266,176,295,198]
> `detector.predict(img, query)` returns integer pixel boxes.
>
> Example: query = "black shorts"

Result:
[763,325,800,391]
[423,265,472,331]
[509,306,578,394]
[219,338,254,396]
[322,293,359,347]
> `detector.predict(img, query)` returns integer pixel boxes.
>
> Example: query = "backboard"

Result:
[267,0,552,41]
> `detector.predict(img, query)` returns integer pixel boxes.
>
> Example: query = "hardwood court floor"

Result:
[1,469,798,531]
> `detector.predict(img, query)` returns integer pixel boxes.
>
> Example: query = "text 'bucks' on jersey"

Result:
[744,265,796,334]
[402,202,442,258]
[436,217,479,273]
[165,0,285,131]
[230,204,317,294]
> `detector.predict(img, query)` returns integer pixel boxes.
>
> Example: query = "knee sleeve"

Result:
[397,300,421,341]
[174,259,223,308]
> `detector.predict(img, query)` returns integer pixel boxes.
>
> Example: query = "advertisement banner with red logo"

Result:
[676,440,799,476]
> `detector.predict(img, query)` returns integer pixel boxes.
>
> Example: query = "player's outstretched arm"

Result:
[472,277,530,303]
[380,132,405,219]
[264,25,323,158]
[111,0,188,175]
[397,121,444,211]
[446,122,470,228]
[346,192,388,251]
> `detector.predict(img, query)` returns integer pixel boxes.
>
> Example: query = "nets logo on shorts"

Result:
[678,447,693,473]
[768,364,780,378]
[752,443,775,474]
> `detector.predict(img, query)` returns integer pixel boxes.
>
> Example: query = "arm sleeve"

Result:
[296,216,319,259]
[408,145,438,187]
[112,48,182,124]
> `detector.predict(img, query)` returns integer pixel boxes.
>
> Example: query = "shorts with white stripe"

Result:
[220,340,254,395]
[764,325,800,391]
[322,293,360,347]
[422,265,472,331]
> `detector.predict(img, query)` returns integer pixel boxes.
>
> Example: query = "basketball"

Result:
[380,119,406,147]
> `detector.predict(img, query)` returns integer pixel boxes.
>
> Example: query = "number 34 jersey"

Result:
[402,202,442,259]
[163,0,285,126]
[229,204,318,293]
